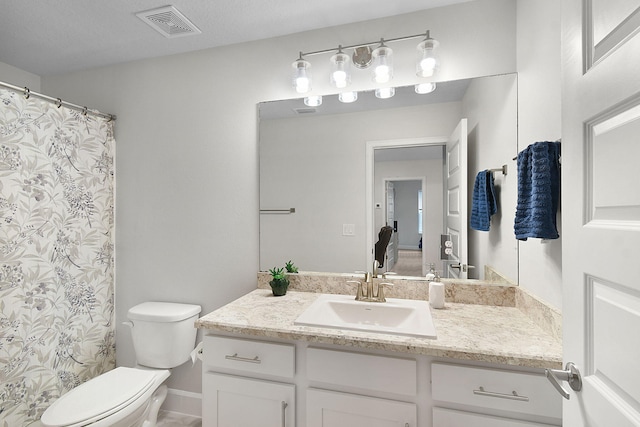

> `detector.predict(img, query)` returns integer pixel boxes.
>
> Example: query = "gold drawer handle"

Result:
[473,386,529,402]
[225,353,261,364]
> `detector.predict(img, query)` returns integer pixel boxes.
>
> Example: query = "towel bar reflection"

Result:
[260,208,296,214]
[488,165,508,175]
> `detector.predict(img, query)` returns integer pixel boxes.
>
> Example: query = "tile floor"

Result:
[156,410,202,427]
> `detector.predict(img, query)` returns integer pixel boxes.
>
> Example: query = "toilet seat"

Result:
[41,367,169,427]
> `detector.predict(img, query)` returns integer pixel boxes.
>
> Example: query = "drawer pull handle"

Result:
[281,401,288,427]
[225,353,261,364]
[473,386,529,402]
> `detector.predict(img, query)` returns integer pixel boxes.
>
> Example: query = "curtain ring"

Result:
[23,87,30,99]
[56,98,62,108]
[82,106,88,116]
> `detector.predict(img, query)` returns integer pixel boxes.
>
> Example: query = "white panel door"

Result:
[562,0,640,425]
[445,119,468,278]
[385,181,396,269]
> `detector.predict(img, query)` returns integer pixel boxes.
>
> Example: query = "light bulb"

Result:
[304,95,322,107]
[332,70,348,88]
[415,82,436,94]
[374,65,391,83]
[295,77,310,93]
[419,57,437,74]
[339,91,358,103]
[375,87,395,99]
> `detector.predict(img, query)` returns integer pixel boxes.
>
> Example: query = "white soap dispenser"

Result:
[425,263,436,281]
[429,271,445,309]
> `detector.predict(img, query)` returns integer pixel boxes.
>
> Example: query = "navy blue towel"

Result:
[514,141,561,240]
[470,170,497,231]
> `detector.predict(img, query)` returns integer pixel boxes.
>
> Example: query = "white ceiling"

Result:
[0,0,471,77]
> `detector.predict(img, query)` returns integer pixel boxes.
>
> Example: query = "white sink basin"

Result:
[294,294,437,339]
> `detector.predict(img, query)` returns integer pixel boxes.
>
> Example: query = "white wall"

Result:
[516,0,562,309]
[463,74,519,281]
[39,0,517,399]
[393,180,423,249]
[0,60,41,91]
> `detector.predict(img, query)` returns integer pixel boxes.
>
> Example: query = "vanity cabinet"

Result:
[201,335,296,427]
[201,334,560,427]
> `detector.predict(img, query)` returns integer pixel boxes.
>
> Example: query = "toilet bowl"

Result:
[40,302,201,427]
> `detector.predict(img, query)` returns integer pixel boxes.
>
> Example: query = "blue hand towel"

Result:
[514,141,561,240]
[470,170,497,231]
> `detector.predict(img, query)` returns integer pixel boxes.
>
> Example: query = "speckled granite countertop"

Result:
[196,289,562,369]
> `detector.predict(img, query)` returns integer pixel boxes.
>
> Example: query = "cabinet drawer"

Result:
[307,347,416,396]
[431,363,561,420]
[433,407,558,427]
[203,335,295,379]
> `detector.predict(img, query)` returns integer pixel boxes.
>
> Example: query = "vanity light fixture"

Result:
[416,31,440,77]
[291,30,439,100]
[304,95,322,106]
[415,82,437,94]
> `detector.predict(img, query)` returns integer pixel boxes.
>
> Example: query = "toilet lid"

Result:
[41,367,162,427]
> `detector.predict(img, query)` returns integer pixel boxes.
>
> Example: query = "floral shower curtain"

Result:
[0,87,115,425]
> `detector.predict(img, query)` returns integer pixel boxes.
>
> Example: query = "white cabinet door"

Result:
[307,388,416,427]
[203,372,294,427]
[433,407,558,427]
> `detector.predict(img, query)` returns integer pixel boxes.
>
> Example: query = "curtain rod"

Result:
[0,80,116,122]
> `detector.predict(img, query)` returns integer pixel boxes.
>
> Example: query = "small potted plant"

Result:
[269,267,290,296]
[285,260,298,274]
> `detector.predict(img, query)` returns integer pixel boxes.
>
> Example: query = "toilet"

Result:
[41,302,201,427]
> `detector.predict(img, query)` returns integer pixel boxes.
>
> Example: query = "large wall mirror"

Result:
[259,73,518,283]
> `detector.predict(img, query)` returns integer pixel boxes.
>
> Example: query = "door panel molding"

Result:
[584,0,640,69]
[584,93,640,228]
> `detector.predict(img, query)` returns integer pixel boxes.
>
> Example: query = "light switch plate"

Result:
[343,224,355,236]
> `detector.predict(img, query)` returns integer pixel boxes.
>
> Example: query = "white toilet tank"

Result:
[127,302,201,369]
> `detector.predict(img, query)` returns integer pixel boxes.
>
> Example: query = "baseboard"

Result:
[162,388,202,418]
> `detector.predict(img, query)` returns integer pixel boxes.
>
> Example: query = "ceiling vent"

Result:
[293,107,317,115]
[136,6,201,38]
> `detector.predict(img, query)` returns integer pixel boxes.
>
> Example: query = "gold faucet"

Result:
[348,270,394,302]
